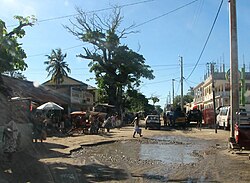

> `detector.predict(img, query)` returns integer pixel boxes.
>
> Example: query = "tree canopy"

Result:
[44,48,71,85]
[173,94,194,109]
[65,7,154,113]
[0,16,36,81]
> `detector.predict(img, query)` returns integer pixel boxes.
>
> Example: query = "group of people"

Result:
[89,114,121,134]
[67,113,120,135]
[30,110,144,141]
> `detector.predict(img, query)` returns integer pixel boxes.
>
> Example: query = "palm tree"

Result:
[44,48,71,87]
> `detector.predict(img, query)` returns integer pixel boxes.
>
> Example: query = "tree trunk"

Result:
[108,84,117,106]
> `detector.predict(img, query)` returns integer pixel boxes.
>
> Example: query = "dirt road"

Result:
[1,126,250,183]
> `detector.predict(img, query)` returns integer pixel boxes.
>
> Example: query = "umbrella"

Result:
[37,102,64,110]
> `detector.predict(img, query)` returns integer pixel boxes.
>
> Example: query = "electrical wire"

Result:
[175,81,180,95]
[140,77,180,88]
[28,43,88,57]
[26,0,200,59]
[7,0,155,27]
[185,0,224,80]
[134,0,199,28]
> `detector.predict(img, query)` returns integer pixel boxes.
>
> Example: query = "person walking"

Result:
[133,113,142,138]
[196,109,203,130]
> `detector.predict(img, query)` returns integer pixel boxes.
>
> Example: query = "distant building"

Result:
[43,76,97,113]
[187,67,250,125]
[191,69,250,111]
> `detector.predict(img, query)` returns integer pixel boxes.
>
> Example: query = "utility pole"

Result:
[180,56,184,111]
[172,79,175,107]
[211,63,217,133]
[169,91,171,110]
[229,0,239,138]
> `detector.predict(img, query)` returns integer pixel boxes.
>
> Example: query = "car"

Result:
[217,106,248,130]
[173,110,187,127]
[145,115,161,130]
[186,109,202,125]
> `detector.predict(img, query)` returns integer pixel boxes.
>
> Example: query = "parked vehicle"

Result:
[145,115,161,130]
[203,108,215,126]
[173,109,187,127]
[216,106,247,130]
[186,109,202,125]
[174,114,187,127]
[70,111,90,129]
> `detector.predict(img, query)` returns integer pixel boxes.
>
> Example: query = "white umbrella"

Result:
[37,102,64,110]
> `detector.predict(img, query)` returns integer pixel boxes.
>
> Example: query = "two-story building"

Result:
[43,76,97,113]
[191,67,250,124]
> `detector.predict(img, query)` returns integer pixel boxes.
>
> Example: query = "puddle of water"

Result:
[140,136,204,164]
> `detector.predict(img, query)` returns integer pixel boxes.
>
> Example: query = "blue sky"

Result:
[1,0,250,109]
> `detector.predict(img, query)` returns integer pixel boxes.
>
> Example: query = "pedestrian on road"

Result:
[196,109,203,130]
[133,113,142,138]
[163,112,167,126]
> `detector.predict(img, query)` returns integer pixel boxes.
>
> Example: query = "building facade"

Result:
[192,70,250,112]
[43,76,97,113]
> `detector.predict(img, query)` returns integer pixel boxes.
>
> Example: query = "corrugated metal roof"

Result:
[2,75,68,105]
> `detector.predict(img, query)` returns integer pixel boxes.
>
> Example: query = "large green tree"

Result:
[65,7,154,113]
[0,16,35,84]
[124,89,150,113]
[44,48,71,86]
[173,94,194,109]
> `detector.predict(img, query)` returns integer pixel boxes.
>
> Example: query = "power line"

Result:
[27,0,200,59]
[28,43,87,58]
[185,0,224,80]
[8,0,155,27]
[140,77,179,87]
[134,0,199,28]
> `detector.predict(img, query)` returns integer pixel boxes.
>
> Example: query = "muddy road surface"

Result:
[1,128,250,182]
[70,132,250,183]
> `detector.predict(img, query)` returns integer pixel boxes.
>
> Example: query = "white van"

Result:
[216,106,247,130]
[216,106,230,129]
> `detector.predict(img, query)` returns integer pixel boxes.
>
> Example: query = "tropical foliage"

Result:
[0,16,35,83]
[44,48,71,86]
[65,7,154,113]
[173,94,194,109]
